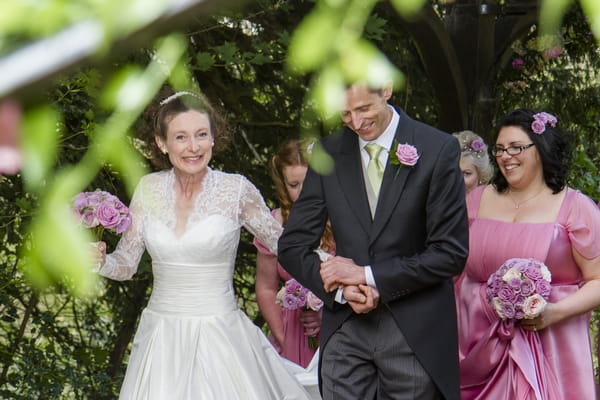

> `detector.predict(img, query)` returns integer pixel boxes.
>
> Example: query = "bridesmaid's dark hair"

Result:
[491,108,568,194]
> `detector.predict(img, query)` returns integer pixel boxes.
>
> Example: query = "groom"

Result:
[278,83,468,399]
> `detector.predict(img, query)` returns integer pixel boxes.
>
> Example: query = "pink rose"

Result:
[72,192,90,213]
[531,119,546,134]
[285,279,303,294]
[501,301,516,319]
[395,144,419,166]
[535,112,557,127]
[80,209,99,228]
[283,294,301,310]
[543,45,562,59]
[535,279,552,297]
[470,139,486,152]
[306,292,323,311]
[520,279,535,296]
[497,286,517,302]
[522,294,547,319]
[115,213,132,234]
[512,58,524,70]
[96,201,121,229]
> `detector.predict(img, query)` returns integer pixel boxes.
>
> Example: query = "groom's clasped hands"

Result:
[320,256,380,314]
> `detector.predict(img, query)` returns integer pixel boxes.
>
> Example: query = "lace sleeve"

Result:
[238,176,282,254]
[98,179,146,281]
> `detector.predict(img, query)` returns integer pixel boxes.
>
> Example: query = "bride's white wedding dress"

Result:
[100,168,312,400]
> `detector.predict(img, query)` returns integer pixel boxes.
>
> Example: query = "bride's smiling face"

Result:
[156,110,214,176]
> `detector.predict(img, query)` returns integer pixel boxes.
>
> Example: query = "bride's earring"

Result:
[211,141,215,147]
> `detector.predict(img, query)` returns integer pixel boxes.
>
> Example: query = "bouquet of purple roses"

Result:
[276,278,324,349]
[486,258,552,322]
[72,190,132,239]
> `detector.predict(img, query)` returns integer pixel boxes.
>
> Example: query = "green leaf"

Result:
[196,52,215,71]
[21,105,61,192]
[312,65,346,118]
[339,39,404,89]
[215,41,239,64]
[308,141,334,175]
[22,198,99,298]
[538,0,573,36]
[581,0,600,41]
[364,14,388,41]
[287,7,339,73]
[103,135,147,192]
[390,0,428,18]
[250,53,270,65]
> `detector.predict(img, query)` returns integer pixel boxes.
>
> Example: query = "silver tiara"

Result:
[159,91,199,105]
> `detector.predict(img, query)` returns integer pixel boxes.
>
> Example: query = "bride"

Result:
[94,89,313,399]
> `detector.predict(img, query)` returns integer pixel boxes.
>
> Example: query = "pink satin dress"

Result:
[254,209,319,368]
[455,186,600,400]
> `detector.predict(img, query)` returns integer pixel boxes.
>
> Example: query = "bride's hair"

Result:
[140,87,230,170]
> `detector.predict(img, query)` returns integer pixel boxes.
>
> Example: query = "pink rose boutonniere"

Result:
[72,190,132,240]
[276,278,323,349]
[388,141,419,177]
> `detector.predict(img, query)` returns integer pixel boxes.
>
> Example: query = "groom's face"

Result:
[341,85,393,142]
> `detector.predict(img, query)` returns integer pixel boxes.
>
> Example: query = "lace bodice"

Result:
[100,168,282,283]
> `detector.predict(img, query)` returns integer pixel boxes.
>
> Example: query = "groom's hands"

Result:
[320,256,366,292]
[343,285,380,314]
[321,256,380,313]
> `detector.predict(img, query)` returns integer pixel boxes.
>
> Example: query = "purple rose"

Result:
[531,119,546,134]
[73,192,91,213]
[535,279,552,297]
[80,209,99,228]
[512,58,524,70]
[86,191,104,207]
[283,293,301,310]
[96,201,121,229]
[470,139,486,152]
[497,286,517,302]
[395,144,419,166]
[507,277,522,292]
[296,292,307,306]
[515,294,527,307]
[536,112,557,127]
[543,45,562,59]
[285,279,303,294]
[306,292,323,311]
[115,213,132,234]
[520,279,535,296]
[531,112,558,134]
[501,301,516,319]
[523,265,543,280]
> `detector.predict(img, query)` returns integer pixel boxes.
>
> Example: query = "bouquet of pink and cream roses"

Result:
[276,278,323,349]
[72,190,132,239]
[486,258,552,322]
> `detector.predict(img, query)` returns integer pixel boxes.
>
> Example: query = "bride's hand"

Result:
[91,241,107,268]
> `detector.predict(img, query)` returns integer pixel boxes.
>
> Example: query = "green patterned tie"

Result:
[365,143,384,196]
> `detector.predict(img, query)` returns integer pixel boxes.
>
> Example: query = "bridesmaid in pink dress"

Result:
[254,139,335,368]
[454,109,600,399]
